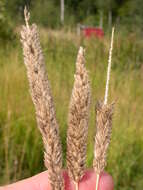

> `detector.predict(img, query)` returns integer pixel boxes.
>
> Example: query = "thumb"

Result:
[0,171,51,190]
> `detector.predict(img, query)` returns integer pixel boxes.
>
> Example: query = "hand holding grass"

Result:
[0,170,113,190]
[20,7,115,190]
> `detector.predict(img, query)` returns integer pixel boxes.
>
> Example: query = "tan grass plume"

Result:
[20,7,64,190]
[66,47,91,190]
[93,27,115,190]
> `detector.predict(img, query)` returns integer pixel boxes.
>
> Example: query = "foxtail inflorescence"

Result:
[66,47,91,190]
[21,7,64,190]
[93,27,115,190]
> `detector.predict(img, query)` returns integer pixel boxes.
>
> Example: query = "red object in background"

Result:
[82,27,104,38]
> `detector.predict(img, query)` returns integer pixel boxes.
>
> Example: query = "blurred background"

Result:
[0,0,143,190]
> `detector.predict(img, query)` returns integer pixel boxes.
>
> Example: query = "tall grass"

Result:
[0,30,143,190]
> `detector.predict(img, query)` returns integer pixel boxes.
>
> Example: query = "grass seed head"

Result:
[66,46,91,184]
[21,8,64,190]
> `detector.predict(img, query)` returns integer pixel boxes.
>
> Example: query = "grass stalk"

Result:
[75,181,79,190]
[95,174,100,190]
[104,27,115,105]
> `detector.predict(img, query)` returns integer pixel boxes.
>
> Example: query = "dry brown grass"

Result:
[21,8,115,190]
[20,8,64,190]
[93,28,115,190]
[93,101,114,174]
[66,47,91,189]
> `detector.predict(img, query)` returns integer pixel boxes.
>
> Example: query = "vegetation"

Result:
[1,0,143,30]
[0,0,14,42]
[0,30,143,190]
[0,1,143,189]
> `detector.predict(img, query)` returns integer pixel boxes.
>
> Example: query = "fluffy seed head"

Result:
[66,47,91,183]
[93,101,114,174]
[21,7,64,190]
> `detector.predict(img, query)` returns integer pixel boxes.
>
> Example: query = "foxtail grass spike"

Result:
[21,7,64,190]
[94,102,114,190]
[94,27,115,190]
[66,47,91,188]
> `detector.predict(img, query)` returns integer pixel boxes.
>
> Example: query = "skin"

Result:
[0,169,114,190]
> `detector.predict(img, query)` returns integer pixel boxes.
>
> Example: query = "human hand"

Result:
[0,169,114,190]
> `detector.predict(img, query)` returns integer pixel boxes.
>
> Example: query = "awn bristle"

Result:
[93,27,115,190]
[66,47,91,188]
[20,7,64,190]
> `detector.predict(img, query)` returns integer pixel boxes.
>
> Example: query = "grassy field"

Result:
[0,29,143,190]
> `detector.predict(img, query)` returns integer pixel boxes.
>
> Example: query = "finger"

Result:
[64,169,114,190]
[81,169,114,190]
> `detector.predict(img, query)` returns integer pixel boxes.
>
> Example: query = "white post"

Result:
[61,0,64,24]
[99,10,103,29]
[108,10,112,30]
[77,23,81,36]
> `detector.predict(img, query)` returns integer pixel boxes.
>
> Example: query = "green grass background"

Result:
[0,30,143,190]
